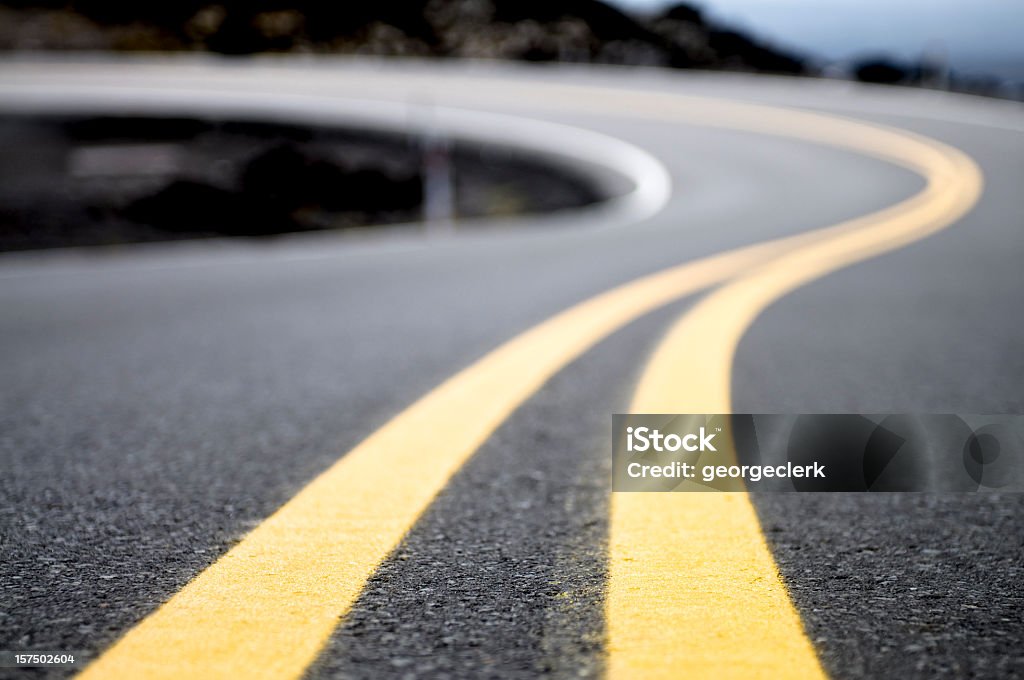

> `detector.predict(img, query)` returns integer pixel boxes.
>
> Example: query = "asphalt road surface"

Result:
[1,57,1022,680]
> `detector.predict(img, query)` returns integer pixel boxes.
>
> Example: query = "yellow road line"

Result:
[77,240,793,680]
[606,111,983,677]
[77,90,982,680]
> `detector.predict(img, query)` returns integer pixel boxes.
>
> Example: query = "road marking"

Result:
[0,83,673,249]
[76,240,795,680]
[72,84,983,679]
[606,109,983,678]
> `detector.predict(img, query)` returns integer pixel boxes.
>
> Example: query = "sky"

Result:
[608,0,1024,83]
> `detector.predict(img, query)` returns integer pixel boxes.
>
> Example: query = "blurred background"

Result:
[1,0,1020,96]
[1,0,1021,252]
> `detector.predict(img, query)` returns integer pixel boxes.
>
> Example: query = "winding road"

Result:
[1,57,1022,679]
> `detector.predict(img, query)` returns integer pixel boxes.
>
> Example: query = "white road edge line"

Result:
[0,85,672,273]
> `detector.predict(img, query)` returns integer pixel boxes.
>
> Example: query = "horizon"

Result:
[608,0,1024,83]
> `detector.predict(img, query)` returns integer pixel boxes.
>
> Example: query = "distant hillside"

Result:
[0,0,808,74]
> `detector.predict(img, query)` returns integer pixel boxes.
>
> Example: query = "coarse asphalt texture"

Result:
[0,57,1022,679]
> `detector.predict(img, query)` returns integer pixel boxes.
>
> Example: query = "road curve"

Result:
[1,57,1022,680]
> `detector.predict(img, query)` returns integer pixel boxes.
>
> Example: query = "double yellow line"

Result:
[78,92,982,680]
[607,103,982,680]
